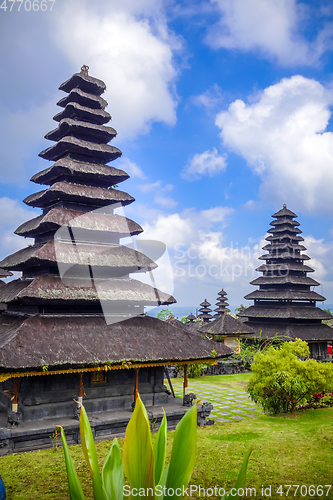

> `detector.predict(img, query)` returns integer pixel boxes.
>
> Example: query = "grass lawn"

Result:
[167,372,253,393]
[1,374,333,499]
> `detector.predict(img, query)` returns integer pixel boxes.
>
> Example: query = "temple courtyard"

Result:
[167,373,264,421]
[1,373,333,499]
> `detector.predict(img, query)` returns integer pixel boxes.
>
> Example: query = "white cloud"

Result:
[207,0,333,66]
[181,147,227,180]
[138,180,177,208]
[53,0,181,139]
[0,99,57,183]
[216,75,333,214]
[192,84,224,109]
[138,206,259,307]
[117,157,146,179]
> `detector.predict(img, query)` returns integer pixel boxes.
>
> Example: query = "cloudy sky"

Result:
[1,0,333,310]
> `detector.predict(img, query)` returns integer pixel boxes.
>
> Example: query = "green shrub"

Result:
[247,339,333,414]
[155,309,173,321]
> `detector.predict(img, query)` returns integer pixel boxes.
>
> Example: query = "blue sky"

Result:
[1,0,333,310]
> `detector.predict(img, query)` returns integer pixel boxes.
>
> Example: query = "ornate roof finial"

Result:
[283,204,287,208]
[81,65,89,76]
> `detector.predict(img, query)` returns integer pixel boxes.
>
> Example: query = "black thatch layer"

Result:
[272,206,297,218]
[246,322,333,341]
[53,102,111,125]
[59,72,106,95]
[256,263,315,273]
[250,276,319,286]
[57,88,108,110]
[199,314,255,336]
[266,234,304,242]
[45,119,117,143]
[270,217,300,226]
[244,305,331,320]
[0,315,232,370]
[244,290,325,301]
[0,277,176,306]
[15,209,143,239]
[0,241,157,274]
[258,252,310,261]
[31,158,129,187]
[39,136,122,163]
[23,182,134,209]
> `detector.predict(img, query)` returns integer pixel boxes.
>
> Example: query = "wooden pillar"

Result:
[77,373,83,408]
[164,368,175,398]
[183,364,188,398]
[12,378,19,413]
[134,368,139,402]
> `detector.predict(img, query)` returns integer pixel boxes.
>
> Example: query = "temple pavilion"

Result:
[199,288,254,350]
[238,205,333,358]
[0,67,231,453]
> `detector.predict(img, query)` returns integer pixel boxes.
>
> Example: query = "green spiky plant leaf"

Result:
[164,402,198,499]
[57,426,86,500]
[153,412,167,486]
[80,405,107,500]
[123,395,155,497]
[221,447,252,500]
[102,438,124,500]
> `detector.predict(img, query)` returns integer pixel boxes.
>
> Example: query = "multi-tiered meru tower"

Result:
[197,299,213,322]
[214,288,230,317]
[0,67,231,452]
[239,205,333,358]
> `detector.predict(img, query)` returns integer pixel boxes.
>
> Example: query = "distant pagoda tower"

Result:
[197,299,213,322]
[214,288,230,317]
[186,313,196,322]
[239,205,333,358]
[200,287,254,349]
[0,67,231,451]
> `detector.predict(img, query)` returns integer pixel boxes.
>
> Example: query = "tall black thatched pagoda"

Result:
[238,205,333,358]
[0,67,231,453]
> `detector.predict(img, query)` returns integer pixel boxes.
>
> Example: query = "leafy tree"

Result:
[248,339,333,414]
[181,316,190,324]
[155,308,173,321]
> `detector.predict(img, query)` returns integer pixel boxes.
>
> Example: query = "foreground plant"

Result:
[57,395,251,499]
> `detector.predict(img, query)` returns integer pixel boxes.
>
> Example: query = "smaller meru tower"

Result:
[239,205,333,358]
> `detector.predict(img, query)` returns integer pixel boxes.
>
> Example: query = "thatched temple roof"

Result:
[0,315,232,370]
